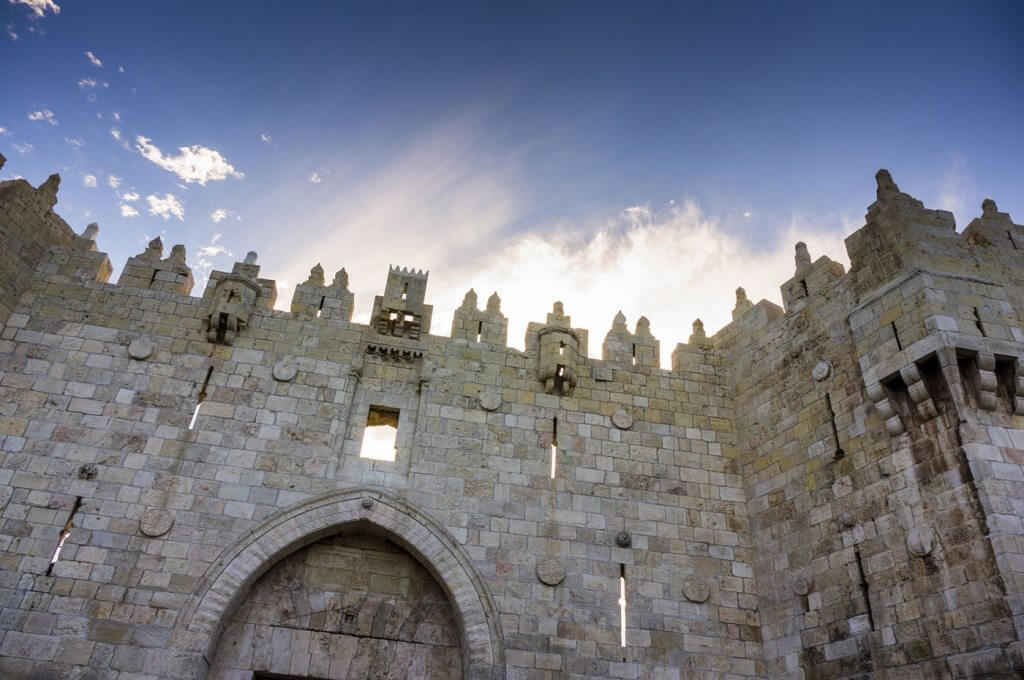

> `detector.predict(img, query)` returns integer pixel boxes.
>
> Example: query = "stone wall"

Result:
[0,160,1021,679]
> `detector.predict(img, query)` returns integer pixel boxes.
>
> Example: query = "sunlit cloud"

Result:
[210,208,238,223]
[0,127,12,136]
[260,133,272,143]
[84,50,102,66]
[107,174,121,188]
[309,172,322,184]
[145,193,184,220]
[112,111,120,121]
[120,204,139,218]
[121,191,140,201]
[135,135,244,185]
[11,0,60,18]
[27,108,57,125]
[77,77,108,90]
[82,174,97,188]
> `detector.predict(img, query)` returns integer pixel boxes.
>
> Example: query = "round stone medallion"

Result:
[683,577,710,603]
[140,508,173,537]
[536,558,566,586]
[127,336,154,360]
[272,359,299,382]
[360,497,374,509]
[811,360,832,382]
[611,409,634,430]
[791,570,813,596]
[78,463,98,481]
[907,525,935,557]
[615,531,632,548]
[478,387,502,412]
[838,511,856,529]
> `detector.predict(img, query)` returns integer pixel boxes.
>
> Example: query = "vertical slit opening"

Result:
[891,322,902,351]
[800,279,808,296]
[149,269,159,286]
[853,546,875,631]
[1008,231,1018,250]
[550,416,558,479]
[189,366,214,430]
[476,320,483,343]
[631,343,636,367]
[825,393,844,459]
[619,563,627,653]
[994,357,1017,414]
[973,307,986,336]
[48,496,83,575]
[316,296,325,318]
[400,282,408,301]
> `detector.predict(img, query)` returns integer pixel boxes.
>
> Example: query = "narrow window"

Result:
[550,416,558,479]
[891,322,902,351]
[476,320,483,343]
[994,357,1017,414]
[189,367,214,430]
[361,407,400,461]
[825,393,844,459]
[149,269,159,286]
[799,279,808,297]
[48,496,83,575]
[316,295,325,318]
[559,341,566,357]
[400,282,408,301]
[619,563,628,650]
[631,343,636,367]
[1008,231,1018,250]
[215,312,229,343]
[973,307,986,337]
[853,546,875,630]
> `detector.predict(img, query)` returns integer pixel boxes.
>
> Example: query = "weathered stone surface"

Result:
[1,161,1022,679]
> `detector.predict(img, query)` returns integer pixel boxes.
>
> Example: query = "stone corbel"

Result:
[899,363,938,422]
[976,352,998,411]
[866,381,905,436]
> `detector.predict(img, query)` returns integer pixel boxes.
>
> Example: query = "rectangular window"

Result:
[361,407,400,461]
[619,563,628,648]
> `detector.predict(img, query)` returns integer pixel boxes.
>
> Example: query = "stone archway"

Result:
[170,488,505,680]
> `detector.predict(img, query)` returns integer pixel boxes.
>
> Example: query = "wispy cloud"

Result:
[145,193,184,220]
[0,127,11,136]
[77,77,109,90]
[27,108,57,125]
[309,172,322,184]
[82,174,97,188]
[107,174,120,188]
[210,208,236,223]
[135,135,244,185]
[935,154,977,229]
[5,24,15,40]
[65,137,83,147]
[121,191,140,201]
[11,0,60,18]
[11,142,33,154]
[84,50,102,67]
[260,133,272,144]
[120,204,139,218]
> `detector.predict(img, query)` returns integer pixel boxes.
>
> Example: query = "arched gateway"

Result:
[170,488,505,680]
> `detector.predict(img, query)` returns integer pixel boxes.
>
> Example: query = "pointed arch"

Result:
[170,487,505,679]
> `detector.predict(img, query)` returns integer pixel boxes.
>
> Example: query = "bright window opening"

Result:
[48,497,83,575]
[316,295,325,318]
[550,416,558,479]
[189,367,214,430]
[400,282,408,301]
[361,407,399,461]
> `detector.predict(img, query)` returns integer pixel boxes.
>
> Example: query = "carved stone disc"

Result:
[811,360,832,382]
[683,577,710,603]
[140,508,173,537]
[536,558,565,586]
[907,526,935,557]
[615,531,632,548]
[272,359,298,382]
[127,337,154,360]
[611,409,634,430]
[478,387,502,412]
[791,570,813,596]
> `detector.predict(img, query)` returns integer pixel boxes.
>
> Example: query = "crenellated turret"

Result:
[202,251,276,345]
[601,311,659,368]
[780,241,845,312]
[963,199,1023,250]
[371,266,432,339]
[450,288,508,345]
[117,236,195,295]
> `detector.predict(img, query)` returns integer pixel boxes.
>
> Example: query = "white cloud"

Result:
[6,23,17,40]
[197,245,230,258]
[27,109,57,125]
[107,174,120,188]
[110,128,122,140]
[135,135,244,185]
[11,0,60,17]
[65,137,83,147]
[211,233,221,244]
[145,193,184,220]
[260,133,272,143]
[210,208,231,223]
[12,142,33,154]
[117,65,125,73]
[121,191,140,201]
[84,50,102,67]
[0,127,11,136]
[112,111,120,121]
[309,172,322,184]
[82,174,97,188]
[120,204,139,217]
[77,77,109,90]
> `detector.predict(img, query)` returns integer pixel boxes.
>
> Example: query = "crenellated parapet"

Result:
[290,263,354,322]
[780,241,845,312]
[600,311,659,369]
[201,251,276,345]
[526,301,587,395]
[117,236,195,295]
[450,288,507,345]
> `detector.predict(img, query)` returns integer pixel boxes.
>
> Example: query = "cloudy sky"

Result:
[2,0,1022,362]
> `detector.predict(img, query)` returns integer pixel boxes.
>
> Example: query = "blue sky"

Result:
[2,0,1022,359]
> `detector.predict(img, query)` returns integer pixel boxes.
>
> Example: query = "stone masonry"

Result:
[1,150,1023,679]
